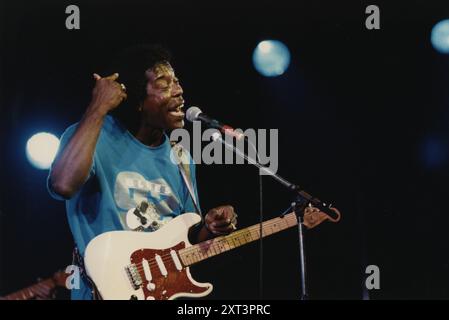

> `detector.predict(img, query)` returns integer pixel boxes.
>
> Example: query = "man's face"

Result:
[141,62,185,130]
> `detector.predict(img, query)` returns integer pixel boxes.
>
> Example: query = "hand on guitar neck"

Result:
[196,205,238,242]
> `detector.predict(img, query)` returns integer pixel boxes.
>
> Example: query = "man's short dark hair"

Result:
[106,44,172,132]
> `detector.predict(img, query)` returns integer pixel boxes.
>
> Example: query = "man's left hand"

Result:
[204,205,238,236]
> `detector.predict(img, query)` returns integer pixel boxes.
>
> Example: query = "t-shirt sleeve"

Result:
[46,123,96,201]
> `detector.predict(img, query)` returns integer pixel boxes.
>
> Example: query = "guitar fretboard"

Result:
[3,279,55,300]
[179,212,298,266]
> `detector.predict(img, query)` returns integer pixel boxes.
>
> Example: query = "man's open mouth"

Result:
[168,104,184,117]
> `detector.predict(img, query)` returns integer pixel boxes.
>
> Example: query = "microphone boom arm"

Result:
[211,133,338,219]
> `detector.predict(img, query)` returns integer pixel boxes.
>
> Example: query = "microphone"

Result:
[186,106,245,141]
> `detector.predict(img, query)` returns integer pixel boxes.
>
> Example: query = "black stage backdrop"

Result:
[1,0,449,299]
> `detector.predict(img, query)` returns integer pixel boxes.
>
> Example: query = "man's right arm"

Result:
[49,73,127,199]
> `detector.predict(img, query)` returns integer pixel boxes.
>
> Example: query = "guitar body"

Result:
[84,212,213,300]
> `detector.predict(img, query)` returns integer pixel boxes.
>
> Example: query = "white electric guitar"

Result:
[84,207,338,300]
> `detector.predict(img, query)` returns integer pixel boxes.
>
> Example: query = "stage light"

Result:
[26,132,60,170]
[421,137,447,169]
[253,40,291,77]
[431,19,449,54]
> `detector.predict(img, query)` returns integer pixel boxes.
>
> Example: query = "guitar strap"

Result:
[170,142,203,218]
[72,246,102,300]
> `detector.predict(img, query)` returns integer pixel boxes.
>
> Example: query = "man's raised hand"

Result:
[89,73,127,115]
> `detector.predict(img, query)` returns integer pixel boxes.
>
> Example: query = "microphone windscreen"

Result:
[186,106,202,122]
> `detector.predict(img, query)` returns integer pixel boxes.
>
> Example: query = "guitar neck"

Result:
[179,212,298,266]
[3,279,55,300]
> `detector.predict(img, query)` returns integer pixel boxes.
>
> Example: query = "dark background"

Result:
[1,0,449,299]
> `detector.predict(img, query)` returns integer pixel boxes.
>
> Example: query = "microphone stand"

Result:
[212,133,336,300]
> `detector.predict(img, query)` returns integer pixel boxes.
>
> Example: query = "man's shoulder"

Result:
[61,115,122,138]
[102,115,125,134]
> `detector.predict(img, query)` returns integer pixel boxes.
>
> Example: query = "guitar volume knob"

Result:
[147,282,156,291]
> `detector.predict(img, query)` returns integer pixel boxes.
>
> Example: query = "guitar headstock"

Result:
[303,205,341,229]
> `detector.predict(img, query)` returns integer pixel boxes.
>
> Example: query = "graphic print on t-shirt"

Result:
[114,171,181,230]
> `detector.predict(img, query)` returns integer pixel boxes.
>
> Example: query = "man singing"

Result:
[47,45,237,300]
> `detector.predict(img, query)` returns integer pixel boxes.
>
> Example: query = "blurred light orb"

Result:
[421,137,447,170]
[253,40,291,77]
[431,19,449,54]
[26,132,60,169]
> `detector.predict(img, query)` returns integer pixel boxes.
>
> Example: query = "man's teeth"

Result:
[169,108,184,115]
[171,106,183,112]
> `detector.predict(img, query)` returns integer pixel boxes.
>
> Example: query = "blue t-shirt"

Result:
[47,115,199,300]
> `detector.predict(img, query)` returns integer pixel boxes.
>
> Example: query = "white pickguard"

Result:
[84,212,213,300]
